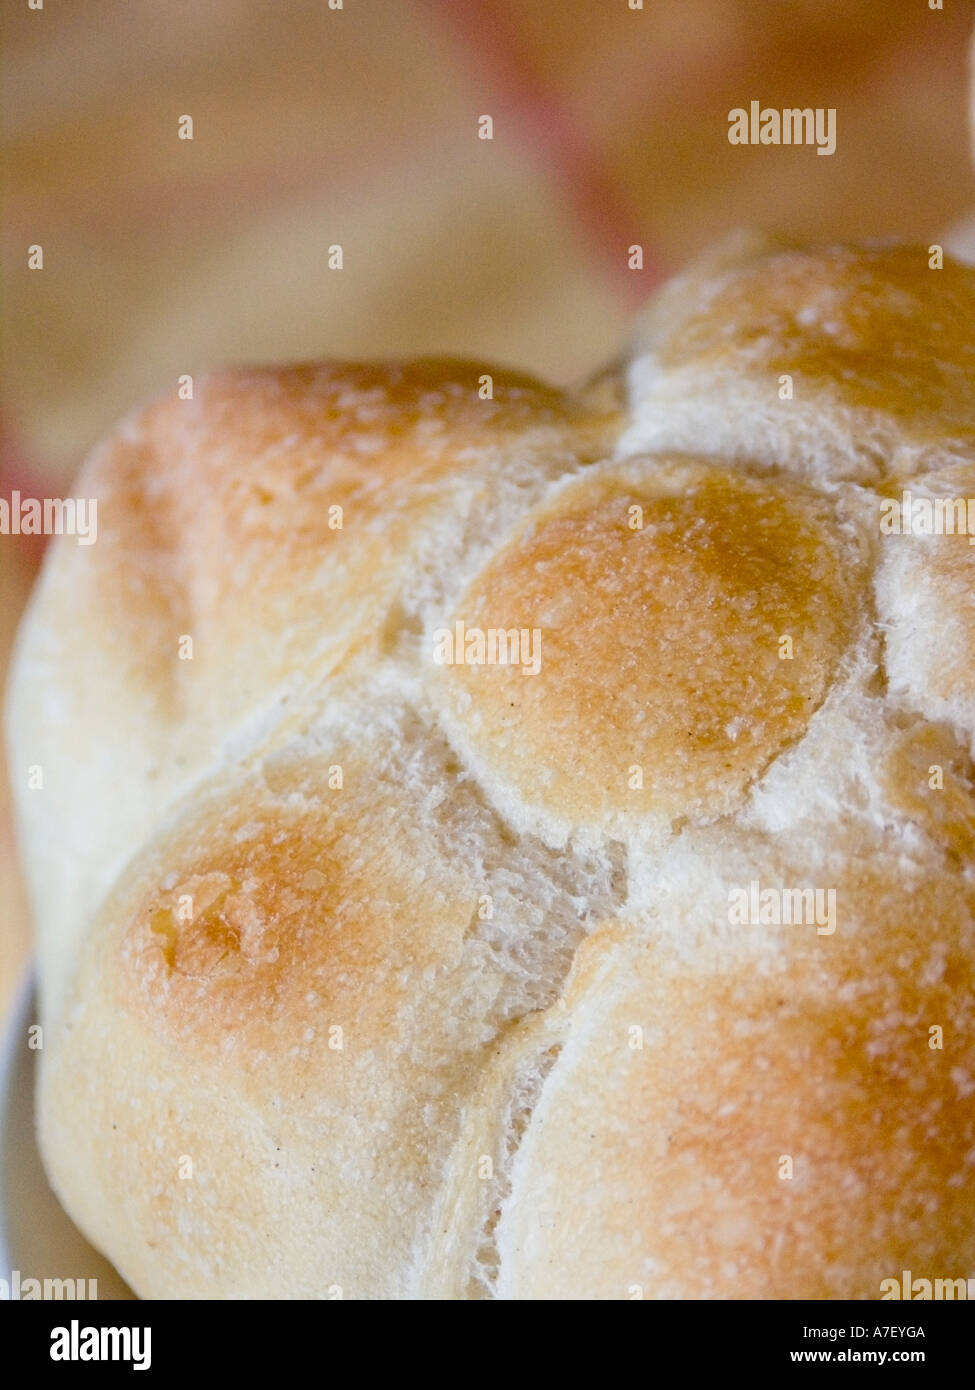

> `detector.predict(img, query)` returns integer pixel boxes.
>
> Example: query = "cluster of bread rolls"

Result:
[7,236,975,1299]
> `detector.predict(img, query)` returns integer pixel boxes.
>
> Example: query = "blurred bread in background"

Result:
[942,18,975,262]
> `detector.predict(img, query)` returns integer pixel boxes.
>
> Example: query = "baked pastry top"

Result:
[7,237,975,1298]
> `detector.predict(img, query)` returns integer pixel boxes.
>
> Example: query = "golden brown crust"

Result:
[439,457,860,829]
[624,239,975,483]
[657,245,975,432]
[499,859,975,1300]
[40,745,494,1296]
[105,357,620,721]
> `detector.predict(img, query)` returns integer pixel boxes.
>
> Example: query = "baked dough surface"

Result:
[8,241,975,1298]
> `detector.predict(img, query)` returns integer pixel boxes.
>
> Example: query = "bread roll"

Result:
[7,240,975,1299]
